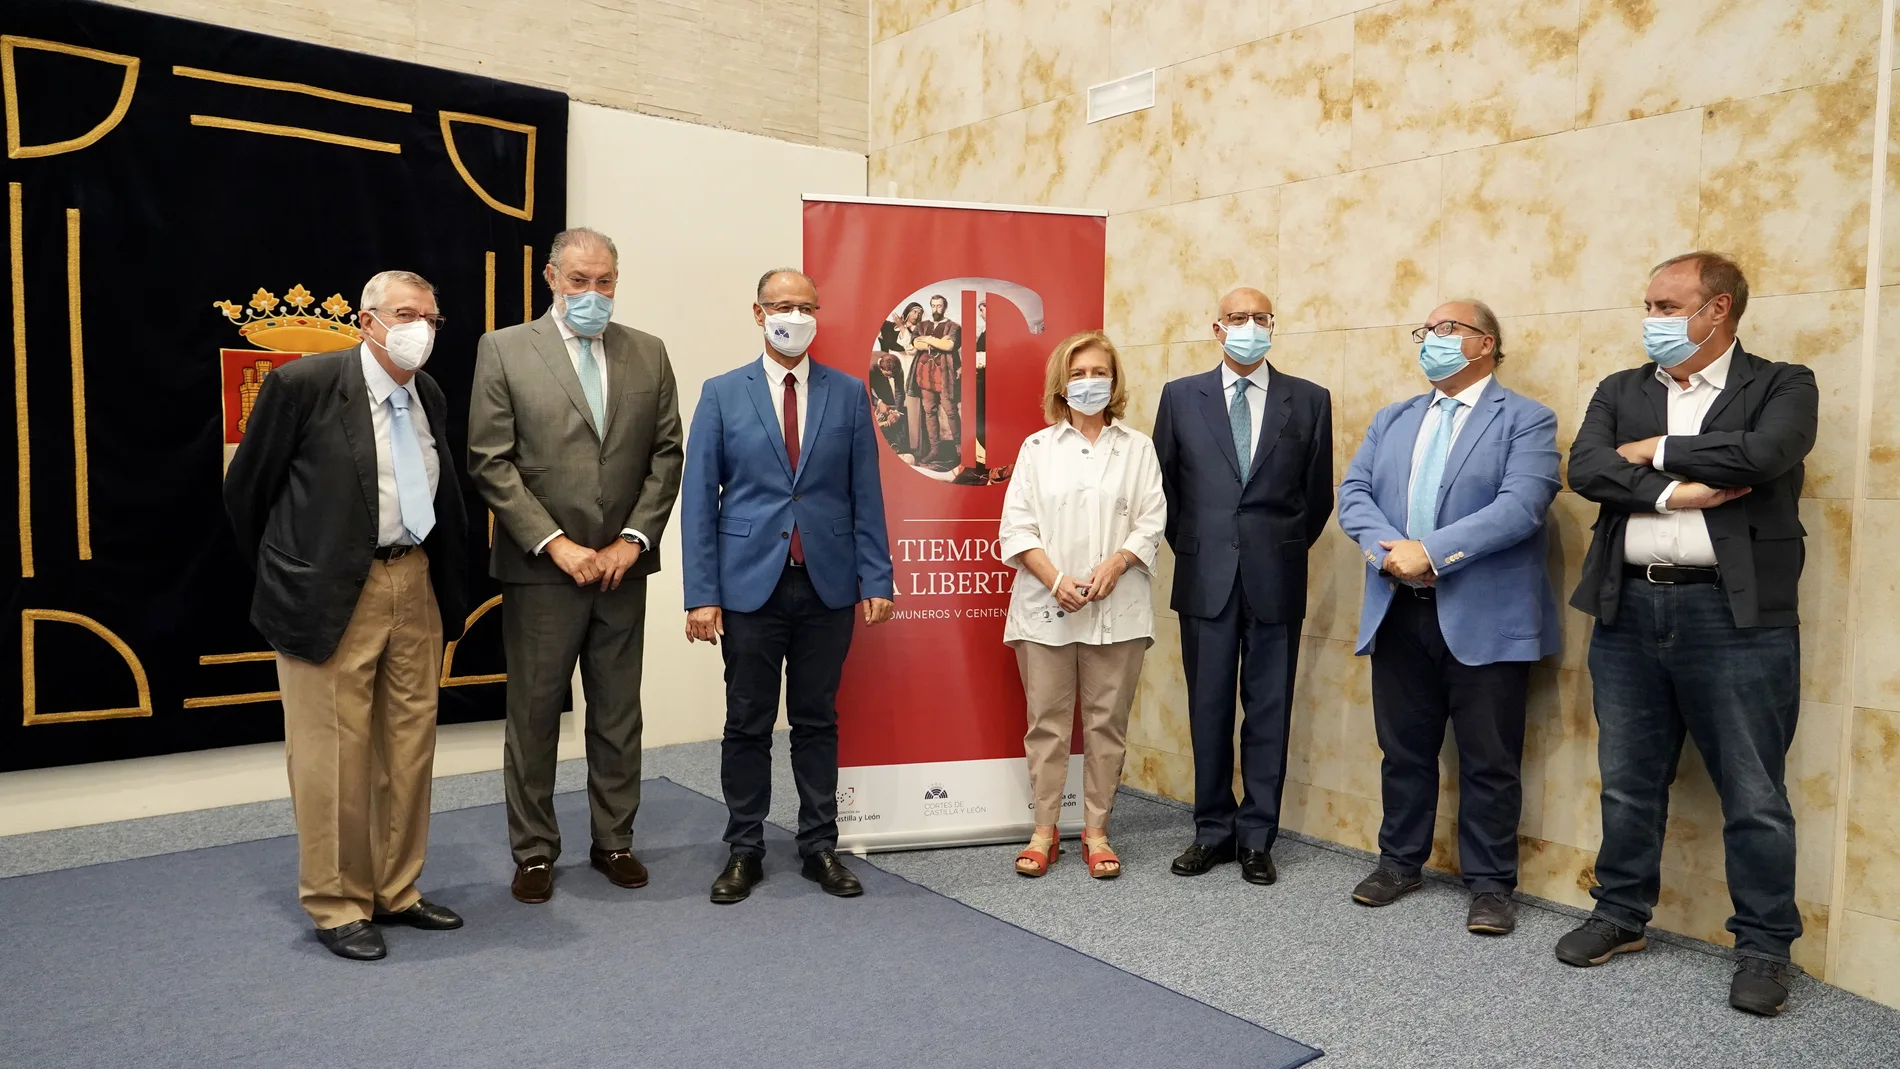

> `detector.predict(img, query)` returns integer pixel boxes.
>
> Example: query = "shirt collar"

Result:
[761,352,811,386]
[1053,419,1124,444]
[1219,361,1271,393]
[1655,340,1736,391]
[1431,374,1493,408]
[359,343,404,405]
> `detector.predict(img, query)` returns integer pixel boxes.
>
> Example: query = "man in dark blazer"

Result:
[1153,286,1334,885]
[1557,252,1817,1018]
[468,228,684,905]
[682,268,894,905]
[225,270,469,961]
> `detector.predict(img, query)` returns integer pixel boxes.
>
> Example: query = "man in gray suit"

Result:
[469,227,685,904]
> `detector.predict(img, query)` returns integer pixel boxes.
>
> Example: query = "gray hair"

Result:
[756,267,815,301]
[360,270,435,314]
[1456,297,1505,365]
[546,227,619,275]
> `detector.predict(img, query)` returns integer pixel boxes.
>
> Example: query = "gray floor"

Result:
[6,735,1900,1069]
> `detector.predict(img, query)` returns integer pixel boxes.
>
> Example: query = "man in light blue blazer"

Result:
[681,268,895,905]
[1336,299,1561,936]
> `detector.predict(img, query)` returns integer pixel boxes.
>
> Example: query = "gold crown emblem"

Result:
[212,284,360,353]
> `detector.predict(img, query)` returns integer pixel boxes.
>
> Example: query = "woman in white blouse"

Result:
[998,331,1166,879]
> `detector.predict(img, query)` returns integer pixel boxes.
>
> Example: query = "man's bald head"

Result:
[1218,288,1274,318]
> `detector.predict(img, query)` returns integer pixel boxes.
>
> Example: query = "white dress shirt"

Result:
[531,309,649,555]
[359,344,440,547]
[1623,342,1736,566]
[764,352,811,446]
[999,421,1167,647]
[1407,374,1491,495]
[1218,361,1272,466]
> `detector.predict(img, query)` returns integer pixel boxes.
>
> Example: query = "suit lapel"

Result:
[529,316,600,439]
[745,360,795,483]
[1383,395,1430,509]
[1436,380,1504,512]
[1194,372,1243,481]
[1640,371,1669,435]
[1699,344,1755,431]
[797,364,831,484]
[1245,368,1293,483]
[598,326,627,441]
[336,354,379,531]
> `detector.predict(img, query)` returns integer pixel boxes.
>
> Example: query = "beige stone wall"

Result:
[105,0,870,152]
[869,0,1899,1004]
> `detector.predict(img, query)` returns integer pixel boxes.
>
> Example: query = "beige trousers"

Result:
[1014,639,1147,830]
[276,550,443,929]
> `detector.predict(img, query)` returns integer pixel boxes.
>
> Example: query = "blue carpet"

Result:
[0,777,1319,1069]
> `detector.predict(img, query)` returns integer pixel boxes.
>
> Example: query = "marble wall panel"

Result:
[1129,616,1191,756]
[1853,501,1900,711]
[982,0,1114,118]
[1495,312,1583,478]
[1516,835,1601,911]
[1123,740,1197,800]
[1284,638,1380,801]
[1104,189,1280,348]
[1170,17,1355,201]
[1544,491,1598,673]
[1845,706,1900,921]
[1832,909,1900,1007]
[1350,0,1578,170]
[874,0,978,42]
[1887,71,1900,288]
[1736,289,1865,501]
[1268,0,1383,38]
[1440,110,1703,319]
[1117,340,1171,437]
[1868,287,1900,499]
[1798,498,1854,709]
[1577,0,1879,128]
[1279,158,1442,332]
[872,4,986,150]
[1021,79,1174,214]
[1534,667,1601,853]
[1107,0,1275,74]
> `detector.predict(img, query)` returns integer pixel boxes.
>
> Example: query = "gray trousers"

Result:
[501,576,648,864]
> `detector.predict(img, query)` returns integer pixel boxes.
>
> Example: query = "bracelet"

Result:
[1051,573,1065,592]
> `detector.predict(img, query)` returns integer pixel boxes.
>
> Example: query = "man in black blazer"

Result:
[225,270,470,962]
[1153,287,1334,885]
[1557,252,1817,1017]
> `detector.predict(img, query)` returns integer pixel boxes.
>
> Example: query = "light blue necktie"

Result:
[1407,396,1462,539]
[1229,378,1251,476]
[577,336,606,432]
[385,386,435,543]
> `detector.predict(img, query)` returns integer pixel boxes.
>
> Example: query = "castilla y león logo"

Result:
[213,284,360,471]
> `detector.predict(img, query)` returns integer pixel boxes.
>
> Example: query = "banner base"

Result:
[835,755,1086,854]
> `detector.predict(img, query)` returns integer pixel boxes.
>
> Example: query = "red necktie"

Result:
[784,372,804,564]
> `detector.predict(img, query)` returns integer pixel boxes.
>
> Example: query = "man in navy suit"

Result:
[681,268,895,904]
[1336,299,1561,935]
[1153,287,1334,885]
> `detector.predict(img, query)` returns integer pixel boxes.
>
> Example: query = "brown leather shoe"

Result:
[511,856,554,904]
[590,846,649,889]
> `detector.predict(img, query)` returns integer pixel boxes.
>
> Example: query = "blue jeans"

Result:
[1586,579,1802,960]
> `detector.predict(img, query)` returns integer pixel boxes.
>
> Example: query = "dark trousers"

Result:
[720,565,856,858]
[501,577,647,864]
[1370,591,1530,893]
[1180,578,1300,853]
[1587,579,1802,960]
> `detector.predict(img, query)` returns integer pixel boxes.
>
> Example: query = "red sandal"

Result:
[1015,829,1060,877]
[1081,831,1121,879]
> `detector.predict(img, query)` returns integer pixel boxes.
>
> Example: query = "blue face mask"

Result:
[1065,376,1113,417]
[1417,332,1472,382]
[1221,320,1272,365]
[561,290,613,337]
[1642,298,1714,368]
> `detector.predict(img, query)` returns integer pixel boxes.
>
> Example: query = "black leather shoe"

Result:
[801,850,864,898]
[1239,848,1277,885]
[1730,956,1796,1017]
[1466,892,1517,935]
[1555,916,1647,966]
[590,846,649,889]
[511,856,555,904]
[710,853,765,904]
[1170,842,1235,876]
[1351,867,1422,906]
[315,920,386,961]
[372,898,464,930]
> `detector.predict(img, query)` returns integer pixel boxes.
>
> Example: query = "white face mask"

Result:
[765,310,817,358]
[372,313,434,371]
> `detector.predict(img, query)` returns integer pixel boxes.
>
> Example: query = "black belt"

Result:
[373,544,416,561]
[1624,563,1719,585]
[1399,584,1435,600]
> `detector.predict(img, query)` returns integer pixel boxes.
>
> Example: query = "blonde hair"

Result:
[1041,330,1128,425]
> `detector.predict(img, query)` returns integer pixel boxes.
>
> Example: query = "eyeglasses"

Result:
[561,274,617,292]
[760,300,819,315]
[1411,320,1487,343]
[368,308,446,329]
[1218,312,1274,329]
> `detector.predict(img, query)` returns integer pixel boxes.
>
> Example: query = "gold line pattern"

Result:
[2,36,140,159]
[21,609,153,725]
[170,66,412,113]
[522,245,532,324]
[440,593,506,687]
[181,691,280,709]
[484,250,496,334]
[66,208,88,560]
[9,182,30,578]
[189,115,401,155]
[199,651,275,665]
[439,111,537,221]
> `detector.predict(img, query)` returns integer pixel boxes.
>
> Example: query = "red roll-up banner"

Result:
[803,195,1108,851]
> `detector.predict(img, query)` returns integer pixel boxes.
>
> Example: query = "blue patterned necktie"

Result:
[385,386,435,543]
[577,335,606,431]
[1407,396,1462,539]
[1229,377,1251,474]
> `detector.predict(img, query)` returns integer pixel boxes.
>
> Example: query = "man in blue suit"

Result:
[1154,287,1334,886]
[682,268,895,904]
[1336,299,1560,935]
